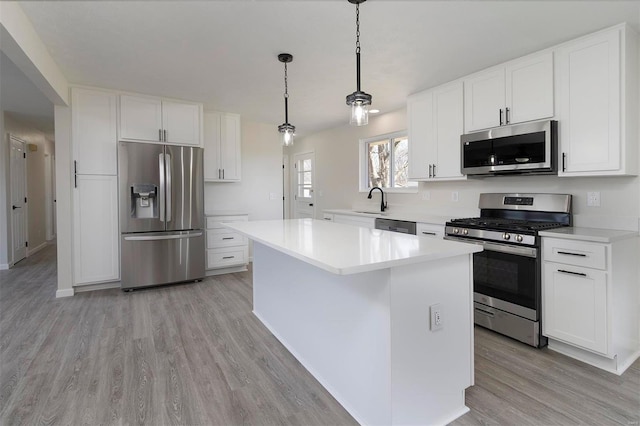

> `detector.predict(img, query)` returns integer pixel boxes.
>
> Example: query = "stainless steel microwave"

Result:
[461,120,557,176]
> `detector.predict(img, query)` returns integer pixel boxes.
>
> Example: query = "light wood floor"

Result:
[1,244,638,425]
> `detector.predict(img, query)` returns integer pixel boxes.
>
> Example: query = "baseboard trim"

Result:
[27,242,48,257]
[74,281,121,293]
[56,288,75,298]
[205,265,248,276]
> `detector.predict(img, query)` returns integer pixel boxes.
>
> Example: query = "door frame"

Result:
[291,151,316,219]
[8,134,28,266]
[45,153,57,241]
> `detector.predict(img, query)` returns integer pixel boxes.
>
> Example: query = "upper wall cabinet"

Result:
[203,111,241,182]
[119,95,202,146]
[464,52,554,132]
[556,24,638,176]
[71,87,118,175]
[408,80,465,181]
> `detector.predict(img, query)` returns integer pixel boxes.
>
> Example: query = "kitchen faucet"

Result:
[367,186,388,212]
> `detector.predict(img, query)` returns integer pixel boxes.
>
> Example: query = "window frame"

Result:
[358,130,418,193]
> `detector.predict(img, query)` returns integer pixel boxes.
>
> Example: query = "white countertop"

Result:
[205,210,249,217]
[539,227,639,243]
[323,209,454,225]
[224,219,482,275]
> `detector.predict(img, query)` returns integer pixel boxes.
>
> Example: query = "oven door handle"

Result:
[445,236,537,258]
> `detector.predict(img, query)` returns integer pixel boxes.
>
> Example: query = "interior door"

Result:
[10,136,27,263]
[293,152,315,219]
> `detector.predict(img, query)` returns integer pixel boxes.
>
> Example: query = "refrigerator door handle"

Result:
[158,153,165,222]
[165,153,172,222]
[123,232,203,241]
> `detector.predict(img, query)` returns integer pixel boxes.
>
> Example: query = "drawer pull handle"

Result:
[421,231,437,236]
[222,256,235,259]
[475,307,495,317]
[557,269,587,277]
[324,218,332,220]
[222,237,235,240]
[557,251,586,257]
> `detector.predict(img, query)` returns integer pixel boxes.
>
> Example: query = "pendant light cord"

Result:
[355,3,361,92]
[284,61,289,123]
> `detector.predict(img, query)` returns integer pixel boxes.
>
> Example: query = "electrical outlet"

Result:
[429,303,443,331]
[587,191,601,207]
[422,191,431,201]
[451,192,459,202]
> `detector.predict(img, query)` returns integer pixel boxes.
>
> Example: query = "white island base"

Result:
[252,241,474,426]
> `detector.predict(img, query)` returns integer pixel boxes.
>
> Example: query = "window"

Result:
[359,131,417,192]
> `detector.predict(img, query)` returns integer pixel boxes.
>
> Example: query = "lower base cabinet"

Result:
[205,213,249,275]
[541,233,639,374]
[73,174,120,285]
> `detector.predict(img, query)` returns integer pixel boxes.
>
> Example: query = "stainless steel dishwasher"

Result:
[374,218,417,234]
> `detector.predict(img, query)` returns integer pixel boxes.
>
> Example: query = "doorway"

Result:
[292,151,315,219]
[9,135,28,264]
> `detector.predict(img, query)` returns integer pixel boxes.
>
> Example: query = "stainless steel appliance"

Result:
[445,193,572,347]
[461,120,557,176]
[374,218,416,234]
[118,142,205,290]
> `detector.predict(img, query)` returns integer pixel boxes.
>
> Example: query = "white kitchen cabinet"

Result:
[73,175,119,285]
[464,52,553,132]
[541,232,639,374]
[333,214,375,229]
[203,111,242,181]
[71,87,118,175]
[322,213,334,221]
[416,222,443,239]
[543,261,608,354]
[205,213,249,275]
[556,24,638,176]
[408,80,465,181]
[119,94,202,146]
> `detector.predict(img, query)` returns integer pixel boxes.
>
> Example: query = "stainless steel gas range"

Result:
[445,193,572,347]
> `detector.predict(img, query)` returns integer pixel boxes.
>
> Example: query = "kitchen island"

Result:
[224,219,482,426]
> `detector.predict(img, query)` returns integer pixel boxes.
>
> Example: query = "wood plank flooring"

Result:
[1,244,638,425]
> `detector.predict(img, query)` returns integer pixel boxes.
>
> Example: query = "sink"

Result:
[353,211,388,216]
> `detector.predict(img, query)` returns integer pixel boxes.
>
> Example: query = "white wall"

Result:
[4,113,54,253]
[204,120,283,221]
[290,108,640,231]
[0,112,7,268]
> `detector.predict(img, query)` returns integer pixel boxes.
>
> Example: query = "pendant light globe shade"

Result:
[347,91,372,126]
[278,123,295,147]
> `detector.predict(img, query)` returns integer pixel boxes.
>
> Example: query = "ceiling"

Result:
[8,1,640,137]
[0,51,55,138]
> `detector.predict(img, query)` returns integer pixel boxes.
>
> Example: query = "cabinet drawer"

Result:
[416,223,444,239]
[206,215,248,229]
[207,247,248,269]
[206,229,247,248]
[543,238,607,270]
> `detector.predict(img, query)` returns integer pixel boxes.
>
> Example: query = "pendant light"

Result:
[346,0,372,126]
[277,53,295,147]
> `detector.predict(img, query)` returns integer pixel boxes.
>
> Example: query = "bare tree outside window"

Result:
[364,135,414,189]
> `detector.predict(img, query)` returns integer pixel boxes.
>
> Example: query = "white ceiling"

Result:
[10,1,640,136]
[0,51,55,137]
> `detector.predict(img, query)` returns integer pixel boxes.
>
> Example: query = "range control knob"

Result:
[453,228,460,234]
[515,235,523,243]
[503,233,511,240]
[462,229,469,236]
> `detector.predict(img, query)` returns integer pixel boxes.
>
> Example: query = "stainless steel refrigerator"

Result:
[118,142,205,290]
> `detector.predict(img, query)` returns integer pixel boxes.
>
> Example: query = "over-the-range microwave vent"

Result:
[461,120,557,177]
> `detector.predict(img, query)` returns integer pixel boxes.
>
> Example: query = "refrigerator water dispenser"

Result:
[130,184,158,219]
